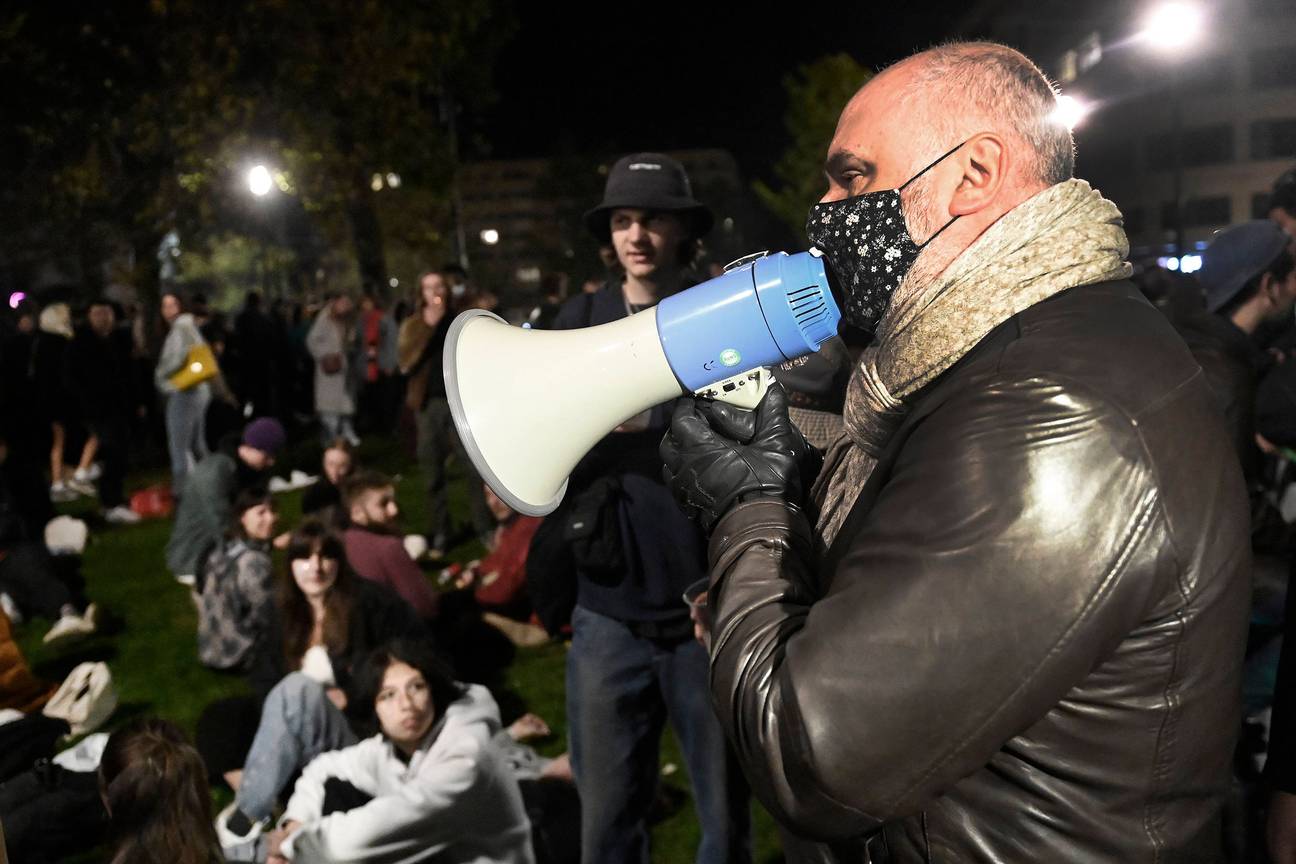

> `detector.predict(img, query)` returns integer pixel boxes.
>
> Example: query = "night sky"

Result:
[479,1,975,179]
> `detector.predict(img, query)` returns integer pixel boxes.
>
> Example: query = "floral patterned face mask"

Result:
[806,140,966,332]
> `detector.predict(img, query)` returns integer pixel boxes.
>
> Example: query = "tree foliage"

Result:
[0,0,513,301]
[753,54,872,240]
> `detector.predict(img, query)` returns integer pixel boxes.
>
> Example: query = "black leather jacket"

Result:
[1167,303,1264,483]
[706,281,1251,863]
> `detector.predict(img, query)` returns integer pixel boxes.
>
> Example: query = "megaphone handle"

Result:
[694,368,772,410]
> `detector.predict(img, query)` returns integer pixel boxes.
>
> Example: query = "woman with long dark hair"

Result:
[265,639,534,864]
[99,718,221,864]
[204,520,427,856]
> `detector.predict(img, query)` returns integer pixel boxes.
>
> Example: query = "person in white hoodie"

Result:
[266,638,535,864]
[154,291,210,495]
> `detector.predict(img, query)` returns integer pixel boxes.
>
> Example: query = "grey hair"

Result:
[898,41,1074,187]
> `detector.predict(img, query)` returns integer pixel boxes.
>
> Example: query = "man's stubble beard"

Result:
[886,173,948,327]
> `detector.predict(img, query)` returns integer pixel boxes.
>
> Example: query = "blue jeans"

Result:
[319,411,357,446]
[236,673,358,822]
[566,605,751,864]
[165,385,209,494]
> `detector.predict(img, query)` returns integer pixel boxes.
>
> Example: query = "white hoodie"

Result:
[280,683,535,864]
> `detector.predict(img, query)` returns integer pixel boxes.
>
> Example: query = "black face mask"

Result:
[806,140,966,331]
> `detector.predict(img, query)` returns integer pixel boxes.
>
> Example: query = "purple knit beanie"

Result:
[242,417,287,456]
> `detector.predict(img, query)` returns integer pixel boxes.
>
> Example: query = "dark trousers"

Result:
[87,415,129,508]
[0,543,77,620]
[566,605,751,864]
[414,397,491,546]
[195,694,262,786]
[0,758,105,863]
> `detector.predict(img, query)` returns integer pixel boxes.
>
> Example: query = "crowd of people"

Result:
[0,255,578,861]
[3,36,1296,864]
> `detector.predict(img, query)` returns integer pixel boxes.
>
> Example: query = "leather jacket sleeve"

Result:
[706,372,1166,841]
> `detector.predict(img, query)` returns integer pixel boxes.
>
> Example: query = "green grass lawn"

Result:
[15,438,784,862]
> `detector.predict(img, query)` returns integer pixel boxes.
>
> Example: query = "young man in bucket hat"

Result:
[543,153,750,864]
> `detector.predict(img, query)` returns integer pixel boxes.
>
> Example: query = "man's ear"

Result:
[948,133,1007,217]
[1261,272,1279,307]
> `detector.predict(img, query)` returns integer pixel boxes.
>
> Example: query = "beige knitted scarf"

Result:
[812,179,1133,547]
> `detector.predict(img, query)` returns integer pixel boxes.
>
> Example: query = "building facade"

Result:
[955,0,1296,259]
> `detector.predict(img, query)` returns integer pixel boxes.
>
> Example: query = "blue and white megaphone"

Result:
[444,250,841,516]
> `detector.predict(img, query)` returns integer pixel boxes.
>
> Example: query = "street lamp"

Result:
[1142,2,1205,53]
[1139,3,1204,256]
[247,165,273,197]
[480,228,500,245]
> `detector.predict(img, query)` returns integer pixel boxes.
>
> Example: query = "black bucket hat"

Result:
[583,153,714,243]
[1200,220,1291,313]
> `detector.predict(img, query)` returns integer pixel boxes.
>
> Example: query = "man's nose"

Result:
[625,220,648,242]
[819,185,847,205]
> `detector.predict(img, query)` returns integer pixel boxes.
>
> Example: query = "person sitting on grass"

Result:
[301,438,354,527]
[196,486,278,671]
[0,439,97,647]
[264,638,535,864]
[341,471,440,621]
[98,717,223,864]
[446,483,548,647]
[202,520,428,858]
[166,416,286,588]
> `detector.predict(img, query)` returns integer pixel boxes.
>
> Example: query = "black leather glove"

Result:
[660,382,822,532]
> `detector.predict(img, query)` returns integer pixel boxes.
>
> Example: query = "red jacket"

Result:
[473,515,542,613]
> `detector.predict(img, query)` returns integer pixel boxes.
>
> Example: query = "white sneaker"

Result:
[65,478,96,497]
[104,506,141,525]
[215,801,267,861]
[43,612,95,646]
[0,592,22,625]
[74,464,102,483]
[50,482,77,503]
[175,572,197,588]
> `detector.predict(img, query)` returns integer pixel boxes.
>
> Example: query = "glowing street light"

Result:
[247,165,273,197]
[1049,94,1090,131]
[1142,2,1204,53]
[1139,2,1205,254]
[480,228,500,245]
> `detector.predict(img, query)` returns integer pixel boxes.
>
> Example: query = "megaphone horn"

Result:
[444,250,841,516]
